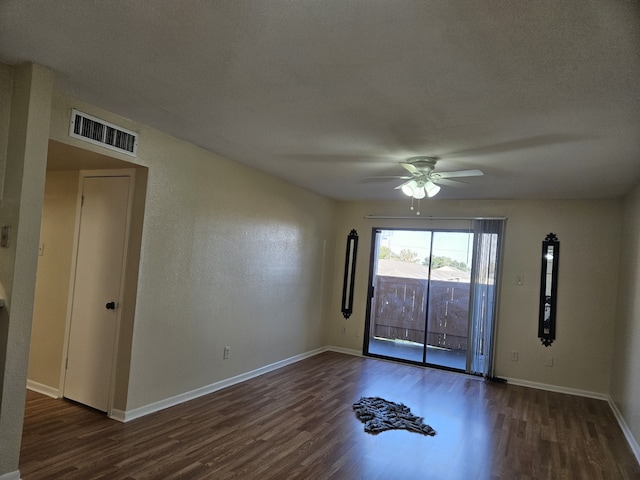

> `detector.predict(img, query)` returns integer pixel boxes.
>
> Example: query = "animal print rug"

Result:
[352,396,436,436]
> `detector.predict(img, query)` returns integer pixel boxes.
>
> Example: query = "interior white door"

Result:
[63,175,131,412]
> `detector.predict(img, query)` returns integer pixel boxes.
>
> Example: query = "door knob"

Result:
[105,301,116,310]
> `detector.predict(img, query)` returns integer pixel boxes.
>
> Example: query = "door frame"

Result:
[363,226,474,372]
[59,168,136,415]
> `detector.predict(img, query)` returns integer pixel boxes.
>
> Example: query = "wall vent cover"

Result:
[69,109,138,156]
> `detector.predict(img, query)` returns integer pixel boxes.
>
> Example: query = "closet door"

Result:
[64,174,132,412]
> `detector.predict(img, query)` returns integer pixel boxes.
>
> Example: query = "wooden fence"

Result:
[371,276,470,351]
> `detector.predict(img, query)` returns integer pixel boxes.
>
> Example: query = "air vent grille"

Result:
[70,109,138,156]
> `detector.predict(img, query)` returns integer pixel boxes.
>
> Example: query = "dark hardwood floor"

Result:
[20,351,639,479]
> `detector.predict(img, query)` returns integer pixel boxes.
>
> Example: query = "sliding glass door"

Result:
[425,231,473,369]
[366,229,434,364]
[364,222,504,376]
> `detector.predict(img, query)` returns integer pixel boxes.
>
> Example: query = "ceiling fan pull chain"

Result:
[416,198,421,216]
[410,197,415,212]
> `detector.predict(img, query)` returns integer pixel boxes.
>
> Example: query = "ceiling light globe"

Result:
[425,181,441,198]
[401,180,417,197]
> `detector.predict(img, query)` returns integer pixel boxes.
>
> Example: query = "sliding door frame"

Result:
[362,220,505,377]
[362,226,473,373]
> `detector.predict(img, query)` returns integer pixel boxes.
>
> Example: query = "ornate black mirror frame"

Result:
[539,233,559,347]
[341,229,358,319]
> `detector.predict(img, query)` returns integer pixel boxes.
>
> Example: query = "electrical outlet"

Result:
[341,326,347,335]
[510,351,519,362]
[546,356,553,367]
[223,346,230,359]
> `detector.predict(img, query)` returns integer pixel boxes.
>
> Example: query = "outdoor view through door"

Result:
[364,221,504,377]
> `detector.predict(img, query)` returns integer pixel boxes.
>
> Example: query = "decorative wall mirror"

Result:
[539,233,559,346]
[341,229,358,319]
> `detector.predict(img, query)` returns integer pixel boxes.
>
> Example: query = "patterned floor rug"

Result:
[352,396,436,436]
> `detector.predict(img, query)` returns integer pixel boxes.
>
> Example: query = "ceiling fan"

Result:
[374,156,484,199]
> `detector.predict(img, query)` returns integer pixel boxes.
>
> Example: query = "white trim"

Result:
[26,380,59,398]
[0,470,20,480]
[109,408,127,423]
[503,376,608,400]
[115,347,329,422]
[326,346,362,357]
[607,395,640,465]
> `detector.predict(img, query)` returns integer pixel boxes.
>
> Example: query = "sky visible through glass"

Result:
[380,229,473,265]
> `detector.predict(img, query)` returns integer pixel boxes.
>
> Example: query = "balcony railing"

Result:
[371,276,470,352]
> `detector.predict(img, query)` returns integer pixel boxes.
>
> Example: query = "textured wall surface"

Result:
[46,92,337,412]
[28,171,78,389]
[329,198,621,395]
[611,183,640,448]
[0,63,53,478]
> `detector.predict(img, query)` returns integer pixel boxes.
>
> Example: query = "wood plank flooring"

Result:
[20,352,640,479]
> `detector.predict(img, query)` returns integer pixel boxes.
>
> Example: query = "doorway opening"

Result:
[27,140,147,416]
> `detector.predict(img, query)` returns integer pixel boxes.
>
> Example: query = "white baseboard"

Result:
[117,346,329,422]
[26,379,59,398]
[607,395,640,466]
[109,408,127,422]
[326,345,362,357]
[502,376,608,400]
[0,470,20,480]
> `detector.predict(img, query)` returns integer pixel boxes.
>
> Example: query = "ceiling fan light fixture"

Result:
[391,155,482,214]
[425,180,441,197]
[401,180,418,197]
[412,185,426,199]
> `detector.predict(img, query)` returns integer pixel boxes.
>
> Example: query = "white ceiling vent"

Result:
[69,109,138,156]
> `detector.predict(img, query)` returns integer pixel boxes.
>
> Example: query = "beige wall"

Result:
[28,171,78,388]
[611,181,640,446]
[0,60,15,480]
[328,198,621,395]
[113,167,147,409]
[0,63,53,479]
[0,63,12,201]
[46,92,337,412]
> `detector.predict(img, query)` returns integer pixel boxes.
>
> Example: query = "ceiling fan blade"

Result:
[436,169,484,179]
[362,175,412,180]
[442,134,588,159]
[400,162,421,175]
[432,178,467,187]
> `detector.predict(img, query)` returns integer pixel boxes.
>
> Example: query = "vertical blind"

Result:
[468,219,506,378]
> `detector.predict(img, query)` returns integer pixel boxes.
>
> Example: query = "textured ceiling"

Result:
[1,1,639,201]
